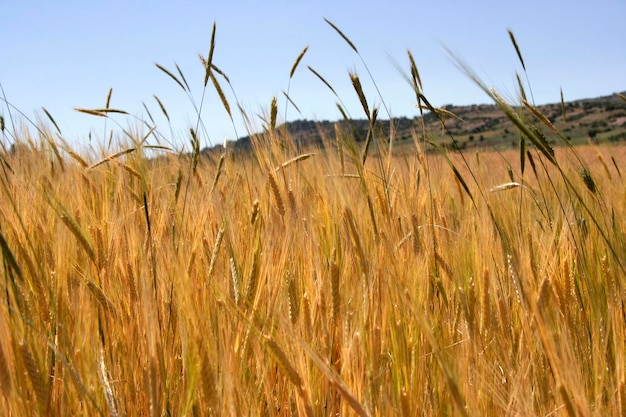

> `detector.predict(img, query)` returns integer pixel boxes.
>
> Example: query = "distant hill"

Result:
[204,91,626,154]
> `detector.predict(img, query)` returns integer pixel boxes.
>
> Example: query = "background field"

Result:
[1,123,625,416]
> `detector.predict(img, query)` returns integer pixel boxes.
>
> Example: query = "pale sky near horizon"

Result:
[1,1,624,150]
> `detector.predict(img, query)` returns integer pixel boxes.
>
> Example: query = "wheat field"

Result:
[0,23,625,417]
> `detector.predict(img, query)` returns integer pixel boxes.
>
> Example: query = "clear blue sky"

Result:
[1,0,624,150]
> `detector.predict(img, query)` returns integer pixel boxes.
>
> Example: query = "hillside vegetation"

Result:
[224,91,626,154]
[0,21,625,416]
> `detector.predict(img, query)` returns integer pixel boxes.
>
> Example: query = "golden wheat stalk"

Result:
[334,124,345,174]
[94,226,106,270]
[87,281,118,319]
[207,226,225,280]
[98,349,119,417]
[264,335,302,387]
[489,182,521,192]
[210,71,232,119]
[62,147,89,167]
[560,87,567,121]
[559,259,573,310]
[88,148,136,170]
[174,63,190,91]
[19,340,48,412]
[496,294,510,335]
[122,163,142,179]
[58,213,97,264]
[141,101,156,125]
[330,252,341,323]
[155,63,186,91]
[41,107,62,135]
[515,72,528,102]
[148,356,160,417]
[263,335,314,417]
[153,95,170,121]
[299,338,371,417]
[559,384,577,417]
[286,271,300,325]
[522,99,564,138]
[324,18,358,53]
[250,199,260,225]
[269,96,278,132]
[308,66,338,96]
[43,133,66,171]
[268,171,285,217]
[302,292,312,339]
[209,153,225,195]
[120,231,138,304]
[243,238,261,308]
[535,276,552,314]
[361,107,378,166]
[350,73,370,121]
[596,152,612,180]
[73,108,107,117]
[199,347,218,408]
[618,378,626,417]
[407,50,423,92]
[290,45,309,79]
[45,334,103,413]
[480,268,491,336]
[343,207,368,276]
[229,255,240,305]
[286,182,297,215]
[0,340,12,396]
[282,90,302,116]
[204,21,217,87]
[75,107,129,117]
[274,153,315,172]
[0,230,23,280]
[507,29,526,71]
[434,250,452,279]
